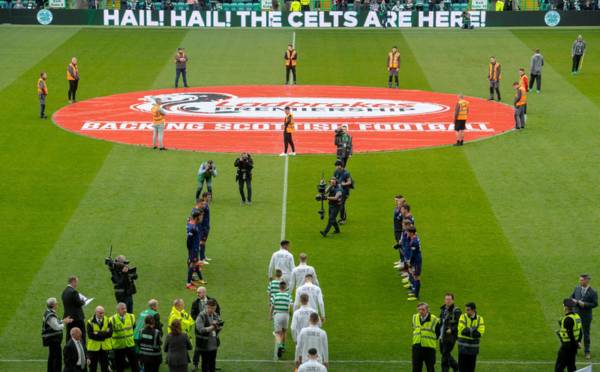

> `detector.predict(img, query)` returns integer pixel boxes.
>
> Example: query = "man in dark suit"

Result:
[190,286,220,370]
[571,273,598,359]
[63,327,88,372]
[62,276,87,341]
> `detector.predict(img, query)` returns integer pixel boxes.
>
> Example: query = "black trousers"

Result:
[458,352,477,372]
[68,80,79,101]
[286,66,296,84]
[88,349,109,372]
[66,319,86,342]
[284,132,295,153]
[440,338,459,372]
[412,344,436,372]
[113,346,139,372]
[238,177,252,202]
[555,344,577,372]
[200,349,218,372]
[572,54,582,72]
[339,194,348,221]
[141,360,160,372]
[324,204,340,234]
[581,315,591,353]
[529,73,541,91]
[47,342,62,372]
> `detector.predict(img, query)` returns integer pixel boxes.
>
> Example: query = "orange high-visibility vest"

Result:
[515,86,527,106]
[285,114,295,133]
[456,99,469,120]
[37,78,48,95]
[67,63,78,81]
[519,74,529,92]
[285,49,297,67]
[388,51,400,69]
[151,104,165,124]
[488,63,501,81]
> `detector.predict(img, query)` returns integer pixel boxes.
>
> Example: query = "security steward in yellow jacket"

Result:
[37,72,49,119]
[387,46,400,88]
[111,303,139,372]
[555,299,583,372]
[488,56,501,101]
[453,94,469,146]
[167,299,195,337]
[457,302,485,372]
[290,0,301,11]
[285,43,298,85]
[412,302,441,372]
[86,306,113,372]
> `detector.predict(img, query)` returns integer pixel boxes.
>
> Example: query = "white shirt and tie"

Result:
[74,339,85,368]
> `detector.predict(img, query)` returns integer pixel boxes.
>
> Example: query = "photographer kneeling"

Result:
[195,299,223,372]
[320,177,343,238]
[107,255,138,313]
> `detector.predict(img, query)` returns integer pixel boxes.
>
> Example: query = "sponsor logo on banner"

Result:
[48,0,66,8]
[130,93,449,119]
[52,85,513,153]
[36,9,53,25]
[544,10,561,27]
[470,0,488,10]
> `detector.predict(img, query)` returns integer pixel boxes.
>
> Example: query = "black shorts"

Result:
[454,120,466,131]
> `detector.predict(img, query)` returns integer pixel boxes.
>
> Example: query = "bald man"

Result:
[86,306,112,372]
[63,327,87,372]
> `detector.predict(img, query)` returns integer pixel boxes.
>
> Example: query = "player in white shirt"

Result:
[290,253,319,293]
[294,274,325,322]
[291,293,318,343]
[268,240,295,284]
[298,348,328,372]
[295,313,329,369]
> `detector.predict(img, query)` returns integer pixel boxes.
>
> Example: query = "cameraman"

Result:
[333,160,353,225]
[334,125,353,166]
[110,255,137,313]
[195,299,223,372]
[196,160,217,200]
[320,177,343,237]
[234,152,254,206]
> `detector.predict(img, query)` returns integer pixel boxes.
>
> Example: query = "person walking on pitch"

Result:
[387,46,400,88]
[571,35,586,75]
[529,48,544,93]
[453,94,469,146]
[270,281,292,359]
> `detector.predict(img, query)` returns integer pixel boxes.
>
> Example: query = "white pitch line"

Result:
[1,358,598,366]
[280,155,289,240]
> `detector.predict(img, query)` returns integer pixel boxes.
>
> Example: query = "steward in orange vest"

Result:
[488,56,501,101]
[67,57,80,103]
[151,98,167,150]
[453,94,469,146]
[281,106,296,156]
[285,44,297,85]
[518,67,529,121]
[512,82,527,130]
[388,46,400,88]
[37,72,48,119]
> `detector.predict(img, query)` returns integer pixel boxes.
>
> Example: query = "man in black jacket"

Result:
[62,276,86,341]
[234,152,254,206]
[571,274,598,359]
[191,287,221,370]
[555,299,583,372]
[63,327,87,372]
[439,293,461,372]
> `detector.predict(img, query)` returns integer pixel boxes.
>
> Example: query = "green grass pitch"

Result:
[1,25,600,371]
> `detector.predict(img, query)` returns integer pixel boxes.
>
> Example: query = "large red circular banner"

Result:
[52,85,514,154]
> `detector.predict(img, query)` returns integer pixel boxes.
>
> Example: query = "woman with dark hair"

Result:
[138,315,162,372]
[164,319,192,372]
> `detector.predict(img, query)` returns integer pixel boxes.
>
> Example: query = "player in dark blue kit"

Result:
[186,211,205,290]
[198,192,211,265]
[406,227,422,301]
